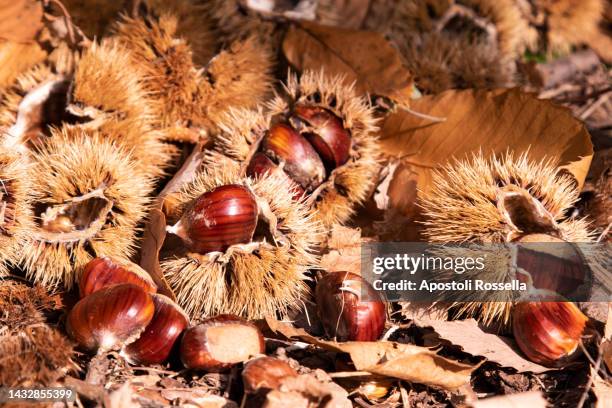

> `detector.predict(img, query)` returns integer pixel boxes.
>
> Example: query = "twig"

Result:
[399,382,409,408]
[597,223,611,243]
[401,106,447,123]
[580,92,610,120]
[328,371,373,378]
[576,342,604,408]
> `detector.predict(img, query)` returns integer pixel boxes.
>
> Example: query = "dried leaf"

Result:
[471,391,547,408]
[139,209,175,300]
[380,88,593,217]
[265,317,476,390]
[413,318,549,374]
[593,368,612,408]
[282,21,414,104]
[320,224,363,274]
[161,388,236,408]
[265,373,352,408]
[0,0,44,42]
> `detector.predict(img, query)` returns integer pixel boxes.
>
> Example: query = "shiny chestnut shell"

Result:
[242,357,298,393]
[66,283,155,352]
[79,256,157,297]
[171,184,258,254]
[180,314,265,372]
[123,294,190,365]
[292,105,351,169]
[261,123,326,191]
[512,301,587,367]
[315,272,386,342]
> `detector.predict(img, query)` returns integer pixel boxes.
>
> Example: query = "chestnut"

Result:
[246,152,305,199]
[242,357,297,393]
[512,300,588,367]
[291,105,351,169]
[180,315,264,371]
[315,272,386,342]
[167,184,258,254]
[79,256,157,297]
[66,283,155,352]
[261,123,326,191]
[123,294,189,365]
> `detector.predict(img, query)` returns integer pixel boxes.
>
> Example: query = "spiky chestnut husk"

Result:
[534,0,606,57]
[0,64,73,150]
[0,151,33,277]
[206,0,279,46]
[390,0,530,59]
[419,152,596,324]
[395,31,515,93]
[0,41,47,92]
[71,41,173,178]
[20,127,152,290]
[113,13,272,143]
[0,325,76,387]
[209,71,380,228]
[162,165,322,319]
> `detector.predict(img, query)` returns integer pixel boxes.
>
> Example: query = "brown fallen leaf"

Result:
[265,317,476,390]
[139,209,175,300]
[0,40,46,90]
[161,388,236,408]
[471,391,547,408]
[282,21,414,105]
[264,372,352,408]
[379,88,593,217]
[0,0,44,43]
[320,224,365,274]
[412,318,549,374]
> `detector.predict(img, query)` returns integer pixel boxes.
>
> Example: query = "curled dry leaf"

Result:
[471,391,547,408]
[379,88,593,218]
[139,209,175,300]
[0,0,43,42]
[282,21,414,105]
[265,317,476,390]
[412,318,549,374]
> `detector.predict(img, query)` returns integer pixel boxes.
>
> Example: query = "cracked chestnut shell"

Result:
[512,300,588,367]
[315,272,386,342]
[79,256,157,297]
[246,152,305,199]
[242,357,297,393]
[261,123,326,191]
[123,294,190,365]
[66,283,155,352]
[180,315,264,371]
[168,184,258,254]
[292,105,351,169]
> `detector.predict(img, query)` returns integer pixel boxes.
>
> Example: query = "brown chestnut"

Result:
[180,315,265,371]
[79,256,157,298]
[123,294,190,365]
[512,300,588,367]
[167,184,258,254]
[246,152,306,200]
[291,105,351,169]
[66,283,155,352]
[242,357,297,393]
[315,272,386,342]
[261,123,326,191]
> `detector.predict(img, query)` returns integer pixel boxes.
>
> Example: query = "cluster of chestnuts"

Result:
[246,105,351,198]
[67,258,388,366]
[67,256,264,370]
